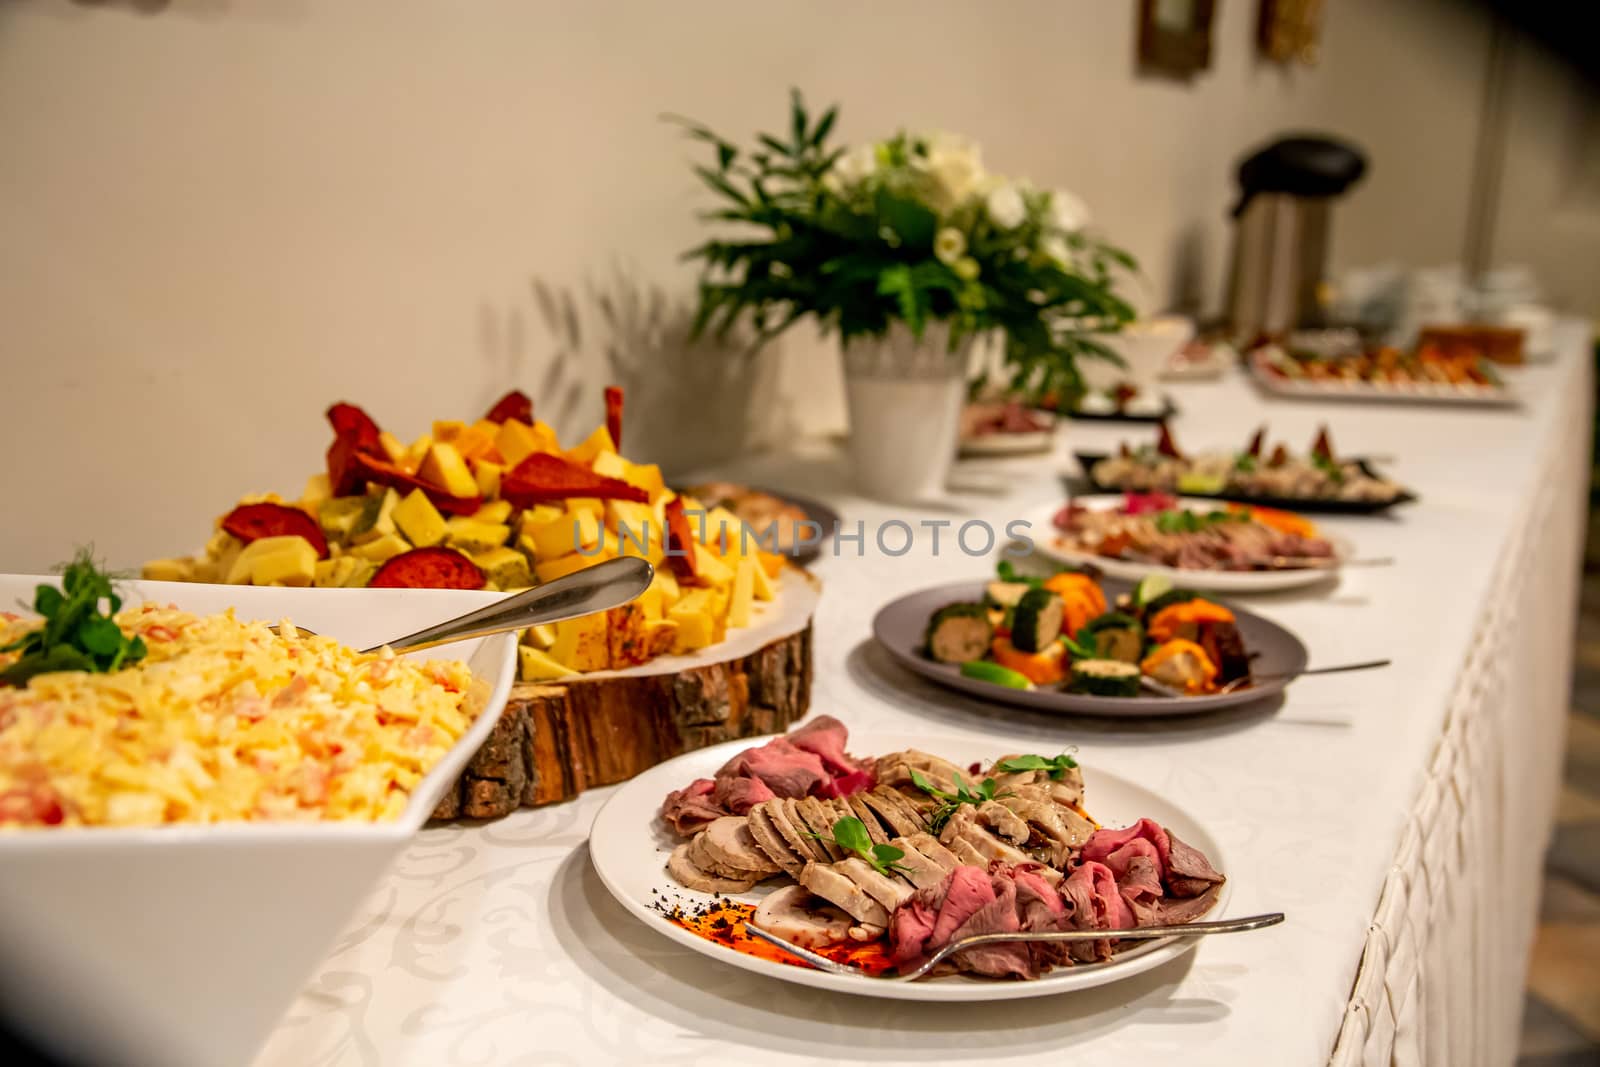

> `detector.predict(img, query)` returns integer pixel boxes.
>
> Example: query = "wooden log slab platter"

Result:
[431,567,820,820]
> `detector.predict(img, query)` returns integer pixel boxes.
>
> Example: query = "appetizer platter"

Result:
[682,481,841,564]
[143,388,820,818]
[0,565,517,1067]
[1075,423,1417,515]
[1248,330,1518,407]
[591,719,1235,1000]
[958,400,1058,456]
[1160,338,1232,382]
[873,563,1307,717]
[1032,492,1351,593]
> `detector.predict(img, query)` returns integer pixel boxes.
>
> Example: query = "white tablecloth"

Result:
[255,322,1592,1067]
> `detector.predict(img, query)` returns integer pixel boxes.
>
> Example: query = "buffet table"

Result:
[253,320,1592,1067]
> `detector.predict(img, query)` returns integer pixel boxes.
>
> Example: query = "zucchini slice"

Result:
[1067,658,1141,697]
[1011,587,1065,652]
[924,603,995,664]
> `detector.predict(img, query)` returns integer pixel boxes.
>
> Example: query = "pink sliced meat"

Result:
[1081,818,1172,871]
[713,774,776,814]
[715,738,827,798]
[659,778,726,836]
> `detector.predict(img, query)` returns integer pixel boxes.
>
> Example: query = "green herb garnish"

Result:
[909,769,1011,834]
[1153,508,1248,535]
[810,816,911,876]
[1234,452,1258,473]
[995,752,1079,781]
[1059,631,1098,660]
[0,550,147,687]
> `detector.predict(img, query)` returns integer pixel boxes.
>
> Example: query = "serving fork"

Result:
[1139,657,1391,698]
[745,911,1285,982]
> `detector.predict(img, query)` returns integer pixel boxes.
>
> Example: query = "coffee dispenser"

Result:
[1225,135,1367,342]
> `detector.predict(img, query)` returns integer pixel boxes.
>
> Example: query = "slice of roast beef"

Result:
[746,805,805,879]
[713,773,776,815]
[785,714,860,775]
[1082,818,1171,871]
[1058,864,1111,963]
[701,816,782,876]
[660,778,727,837]
[927,866,998,948]
[751,885,856,948]
[1165,829,1225,897]
[800,862,890,926]
[717,738,827,798]
[666,842,759,894]
[947,873,1033,979]
[888,896,940,964]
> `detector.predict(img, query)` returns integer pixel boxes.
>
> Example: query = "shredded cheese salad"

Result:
[0,604,481,828]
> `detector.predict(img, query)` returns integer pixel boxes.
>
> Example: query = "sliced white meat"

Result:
[887,837,951,890]
[794,797,846,861]
[764,799,830,864]
[845,795,891,844]
[904,832,961,871]
[836,857,915,912]
[863,788,927,836]
[747,806,805,879]
[976,800,1030,844]
[998,796,1091,865]
[667,842,759,894]
[701,816,781,876]
[954,826,1062,885]
[799,861,890,926]
[945,834,990,869]
[848,923,885,942]
[874,749,968,794]
[750,885,855,948]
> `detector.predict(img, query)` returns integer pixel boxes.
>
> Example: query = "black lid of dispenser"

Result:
[1231,135,1367,216]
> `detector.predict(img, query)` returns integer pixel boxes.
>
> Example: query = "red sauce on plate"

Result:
[660,899,897,977]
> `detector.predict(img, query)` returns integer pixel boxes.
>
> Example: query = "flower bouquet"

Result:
[676,92,1136,499]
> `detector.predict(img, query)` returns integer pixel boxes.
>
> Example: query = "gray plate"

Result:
[871,577,1309,718]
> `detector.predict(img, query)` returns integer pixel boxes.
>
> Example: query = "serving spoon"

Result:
[275,556,654,654]
[1138,657,1392,698]
[746,911,1285,982]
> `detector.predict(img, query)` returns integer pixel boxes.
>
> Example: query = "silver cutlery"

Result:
[745,911,1286,981]
[274,555,654,654]
[1140,657,1391,698]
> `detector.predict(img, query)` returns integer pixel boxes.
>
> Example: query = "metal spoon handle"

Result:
[1257,658,1391,682]
[364,556,654,654]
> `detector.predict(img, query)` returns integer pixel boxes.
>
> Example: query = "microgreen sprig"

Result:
[994,752,1080,781]
[909,769,1011,834]
[810,816,911,877]
[0,549,147,687]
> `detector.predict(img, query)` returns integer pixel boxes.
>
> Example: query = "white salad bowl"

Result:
[0,578,517,1067]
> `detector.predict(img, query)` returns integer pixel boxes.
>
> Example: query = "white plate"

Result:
[0,577,518,1067]
[1022,496,1352,593]
[589,729,1231,1002]
[959,429,1057,456]
[1248,347,1519,408]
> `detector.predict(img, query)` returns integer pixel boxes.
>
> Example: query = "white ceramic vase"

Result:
[841,322,972,503]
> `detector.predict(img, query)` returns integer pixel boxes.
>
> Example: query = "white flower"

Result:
[934,227,967,265]
[986,183,1026,229]
[826,143,879,194]
[919,131,986,213]
[1048,189,1090,232]
[1040,233,1070,266]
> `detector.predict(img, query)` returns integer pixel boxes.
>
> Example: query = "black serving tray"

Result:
[1071,451,1419,515]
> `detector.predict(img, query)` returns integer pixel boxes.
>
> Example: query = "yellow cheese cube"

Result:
[419,442,480,500]
[520,645,580,681]
[523,623,557,650]
[531,420,561,453]
[692,543,735,586]
[729,559,755,628]
[495,419,541,469]
[624,461,666,499]
[250,540,319,587]
[432,420,466,443]
[348,533,411,563]
[703,506,746,556]
[608,603,651,667]
[750,555,777,601]
[592,451,629,480]
[474,460,504,499]
[567,497,604,520]
[473,499,513,524]
[350,488,400,545]
[667,606,715,652]
[393,489,447,548]
[530,509,599,559]
[313,556,356,588]
[141,557,195,582]
[301,474,333,511]
[566,425,617,466]
[404,434,434,470]
[379,431,409,466]
[471,546,531,589]
[518,504,564,540]
[318,497,367,541]
[550,611,609,671]
[341,560,377,587]
[641,619,679,658]
[534,546,615,584]
[444,517,511,554]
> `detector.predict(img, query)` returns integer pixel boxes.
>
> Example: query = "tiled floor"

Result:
[1517,554,1600,1064]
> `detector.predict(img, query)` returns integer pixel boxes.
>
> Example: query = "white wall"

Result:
[0,0,1574,573]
